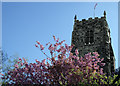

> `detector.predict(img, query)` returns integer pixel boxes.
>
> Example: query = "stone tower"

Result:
[71,11,115,75]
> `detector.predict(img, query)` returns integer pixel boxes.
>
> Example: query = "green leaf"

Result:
[61,73,66,80]
[59,81,62,85]
[90,76,93,80]
[71,69,74,71]
[68,72,72,75]
[73,72,77,74]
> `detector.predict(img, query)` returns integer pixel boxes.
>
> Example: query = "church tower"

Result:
[71,11,115,75]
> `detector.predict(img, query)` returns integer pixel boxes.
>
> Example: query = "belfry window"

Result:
[85,30,94,45]
[85,31,89,44]
[90,30,94,43]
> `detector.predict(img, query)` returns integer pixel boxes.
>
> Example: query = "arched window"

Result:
[85,31,89,44]
[85,30,94,45]
[90,30,94,43]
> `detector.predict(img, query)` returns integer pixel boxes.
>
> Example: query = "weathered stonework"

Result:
[71,11,115,75]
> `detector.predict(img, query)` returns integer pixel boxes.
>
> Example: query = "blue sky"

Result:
[2,2,118,68]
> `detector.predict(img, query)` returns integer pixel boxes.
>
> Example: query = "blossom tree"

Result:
[0,36,110,85]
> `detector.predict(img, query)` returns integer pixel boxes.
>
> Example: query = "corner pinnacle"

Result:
[104,11,106,17]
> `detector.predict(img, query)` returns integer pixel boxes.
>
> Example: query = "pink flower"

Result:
[56,49,61,52]
[100,68,104,74]
[92,59,95,61]
[46,42,50,46]
[53,35,56,41]
[21,63,23,66]
[17,61,20,64]
[94,63,97,67]
[50,51,53,55]
[0,73,4,76]
[25,68,28,72]
[35,59,38,62]
[59,40,65,45]
[94,66,99,70]
[48,44,54,51]
[19,58,22,61]
[93,52,100,57]
[54,43,58,49]
[65,44,69,50]
[40,44,44,50]
[15,64,19,68]
[93,70,96,74]
[47,58,51,61]
[76,65,79,69]
[42,59,46,65]
[35,44,38,48]
[69,46,73,51]
[8,71,10,75]
[101,58,104,61]
[76,56,79,60]
[36,41,40,45]
[35,59,40,64]
[56,38,59,42]
[23,57,28,64]
[100,63,105,66]
[75,49,79,56]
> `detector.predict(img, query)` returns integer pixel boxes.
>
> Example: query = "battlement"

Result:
[74,11,106,25]
[75,16,106,24]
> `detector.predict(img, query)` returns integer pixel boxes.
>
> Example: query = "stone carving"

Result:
[71,11,115,76]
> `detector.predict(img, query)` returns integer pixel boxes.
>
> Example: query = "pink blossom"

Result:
[75,49,79,55]
[65,44,69,50]
[48,44,54,51]
[36,41,40,45]
[50,51,53,55]
[88,63,92,68]
[0,73,4,76]
[46,42,50,46]
[15,64,19,68]
[35,59,40,64]
[56,38,59,42]
[100,58,104,61]
[100,63,105,66]
[92,59,95,61]
[40,44,44,50]
[93,70,96,74]
[53,35,56,41]
[8,71,10,75]
[42,59,46,65]
[47,58,51,61]
[94,63,97,67]
[93,52,100,57]
[35,44,38,48]
[56,48,61,52]
[54,43,58,49]
[17,61,20,64]
[69,46,73,51]
[35,59,38,62]
[23,57,28,64]
[76,65,79,69]
[19,58,22,61]
[21,63,23,66]
[100,68,104,74]
[59,40,65,45]
[76,56,79,60]
[94,66,99,70]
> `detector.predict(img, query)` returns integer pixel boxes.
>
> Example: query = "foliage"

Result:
[0,36,120,85]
